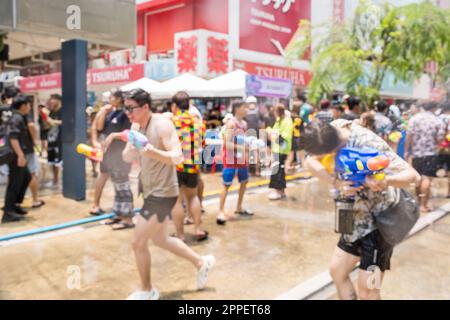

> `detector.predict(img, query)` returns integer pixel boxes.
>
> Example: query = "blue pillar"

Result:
[61,39,87,201]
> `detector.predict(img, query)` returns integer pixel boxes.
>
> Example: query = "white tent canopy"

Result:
[207,69,248,97]
[120,77,167,99]
[116,71,251,100]
[159,73,213,98]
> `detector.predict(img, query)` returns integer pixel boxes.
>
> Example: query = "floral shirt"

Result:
[173,111,205,174]
[331,119,411,242]
[407,111,445,158]
[374,112,393,138]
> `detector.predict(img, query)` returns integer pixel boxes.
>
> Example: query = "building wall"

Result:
[146,1,194,53]
[140,0,228,54]
[193,0,228,33]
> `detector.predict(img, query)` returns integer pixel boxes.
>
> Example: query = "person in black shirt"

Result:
[23,113,45,208]
[91,90,134,230]
[2,96,32,223]
[46,94,63,189]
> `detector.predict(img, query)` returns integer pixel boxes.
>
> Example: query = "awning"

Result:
[207,69,248,97]
[120,77,166,99]
[158,73,213,98]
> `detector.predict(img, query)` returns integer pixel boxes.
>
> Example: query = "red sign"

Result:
[239,0,311,56]
[177,36,198,73]
[20,64,145,92]
[207,36,229,75]
[87,64,145,86]
[333,0,345,24]
[430,87,444,102]
[234,60,312,86]
[20,73,61,92]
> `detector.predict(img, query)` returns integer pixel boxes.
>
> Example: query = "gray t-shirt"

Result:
[135,114,179,198]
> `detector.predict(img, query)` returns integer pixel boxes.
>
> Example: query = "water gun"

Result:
[388,131,402,144]
[321,147,390,187]
[120,130,149,150]
[76,144,103,162]
[439,134,450,149]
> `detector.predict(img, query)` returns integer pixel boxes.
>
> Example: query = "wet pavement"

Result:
[382,214,450,300]
[0,165,449,300]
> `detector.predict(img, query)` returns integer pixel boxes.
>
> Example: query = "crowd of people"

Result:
[1,83,449,300]
[0,87,62,223]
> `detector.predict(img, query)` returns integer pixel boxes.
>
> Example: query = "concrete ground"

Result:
[0,164,449,300]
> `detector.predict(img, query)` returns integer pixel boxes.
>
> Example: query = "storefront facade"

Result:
[137,0,313,87]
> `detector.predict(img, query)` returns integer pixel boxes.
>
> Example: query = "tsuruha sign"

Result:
[234,60,312,86]
[20,64,145,92]
[87,64,145,86]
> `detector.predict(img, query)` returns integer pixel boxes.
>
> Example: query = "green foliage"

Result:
[286,0,450,106]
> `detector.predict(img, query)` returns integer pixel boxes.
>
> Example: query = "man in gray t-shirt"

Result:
[122,89,215,300]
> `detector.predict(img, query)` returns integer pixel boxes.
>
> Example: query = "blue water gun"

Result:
[322,147,390,187]
[120,130,149,150]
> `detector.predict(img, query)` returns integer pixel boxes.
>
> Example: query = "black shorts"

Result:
[177,171,199,189]
[47,146,62,165]
[338,230,394,272]
[412,156,438,177]
[292,137,301,151]
[438,154,450,171]
[40,130,49,141]
[140,195,177,223]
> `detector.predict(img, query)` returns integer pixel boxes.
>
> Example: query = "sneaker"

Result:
[197,255,215,290]
[44,181,58,189]
[268,191,286,201]
[126,289,159,300]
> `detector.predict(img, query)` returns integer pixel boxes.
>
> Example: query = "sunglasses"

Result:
[124,105,142,113]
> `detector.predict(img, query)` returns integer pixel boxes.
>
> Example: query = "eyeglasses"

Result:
[124,105,142,113]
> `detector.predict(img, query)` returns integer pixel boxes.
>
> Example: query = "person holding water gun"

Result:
[88,89,134,231]
[301,120,419,301]
[121,89,215,300]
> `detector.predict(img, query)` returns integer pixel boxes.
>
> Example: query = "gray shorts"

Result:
[26,153,40,175]
[140,195,178,223]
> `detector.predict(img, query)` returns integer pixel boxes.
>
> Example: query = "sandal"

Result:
[31,200,46,209]
[216,216,227,226]
[103,217,121,225]
[89,208,106,216]
[170,233,186,242]
[195,230,209,242]
[235,209,254,216]
[111,222,135,231]
[420,207,432,213]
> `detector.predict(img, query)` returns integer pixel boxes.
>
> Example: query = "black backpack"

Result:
[0,104,14,165]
